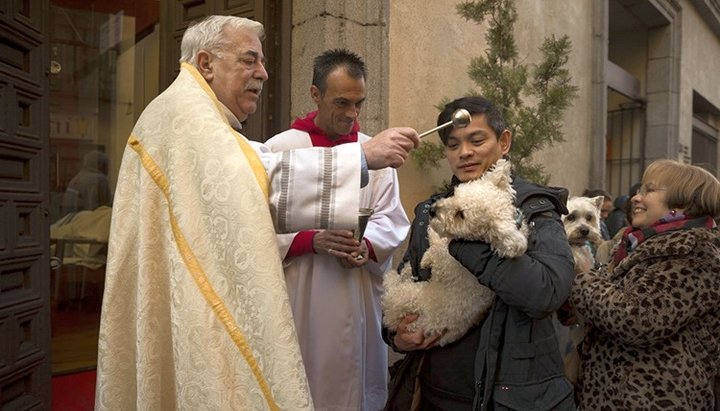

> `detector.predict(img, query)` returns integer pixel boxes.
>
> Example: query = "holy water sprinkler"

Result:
[354,208,374,260]
[417,108,472,139]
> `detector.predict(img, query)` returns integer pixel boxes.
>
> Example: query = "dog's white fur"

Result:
[558,195,604,384]
[562,196,604,273]
[382,160,529,346]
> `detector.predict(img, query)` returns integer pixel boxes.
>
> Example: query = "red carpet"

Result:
[52,370,96,410]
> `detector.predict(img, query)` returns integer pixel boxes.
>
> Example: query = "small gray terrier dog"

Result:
[557,195,604,384]
[562,195,604,273]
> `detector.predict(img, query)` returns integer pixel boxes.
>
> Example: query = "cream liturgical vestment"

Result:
[266,129,410,411]
[96,64,363,411]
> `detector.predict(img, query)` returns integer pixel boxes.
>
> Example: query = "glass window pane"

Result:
[49,1,159,376]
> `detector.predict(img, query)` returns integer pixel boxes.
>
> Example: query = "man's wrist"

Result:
[286,230,318,257]
[388,331,408,353]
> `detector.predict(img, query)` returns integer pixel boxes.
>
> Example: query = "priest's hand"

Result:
[362,127,419,169]
[392,314,444,351]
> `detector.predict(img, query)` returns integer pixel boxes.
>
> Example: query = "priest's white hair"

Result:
[179,15,264,67]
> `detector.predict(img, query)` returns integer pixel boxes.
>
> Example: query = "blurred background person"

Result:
[570,159,720,410]
[596,183,640,265]
[605,193,630,238]
[61,150,113,216]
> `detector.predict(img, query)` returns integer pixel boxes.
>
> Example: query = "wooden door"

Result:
[161,0,290,142]
[0,0,52,408]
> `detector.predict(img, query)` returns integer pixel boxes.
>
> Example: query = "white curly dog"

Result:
[382,159,529,346]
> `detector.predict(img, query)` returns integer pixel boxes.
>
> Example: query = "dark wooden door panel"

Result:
[0,0,51,408]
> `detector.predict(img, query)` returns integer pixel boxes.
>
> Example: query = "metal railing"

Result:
[606,105,646,198]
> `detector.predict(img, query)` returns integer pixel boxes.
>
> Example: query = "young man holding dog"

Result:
[384,96,576,410]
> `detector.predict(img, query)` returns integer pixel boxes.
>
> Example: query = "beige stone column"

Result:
[290,1,390,134]
[644,2,682,165]
[591,0,609,189]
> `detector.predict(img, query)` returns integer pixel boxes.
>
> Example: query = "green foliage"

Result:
[410,100,452,172]
[413,0,578,184]
[409,139,454,194]
[412,140,446,171]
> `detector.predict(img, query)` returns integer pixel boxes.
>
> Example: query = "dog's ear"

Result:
[483,159,512,190]
[590,196,604,211]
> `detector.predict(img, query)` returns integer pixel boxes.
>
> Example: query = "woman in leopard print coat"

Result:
[570,159,720,410]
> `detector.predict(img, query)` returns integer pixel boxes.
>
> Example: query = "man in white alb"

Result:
[266,49,410,411]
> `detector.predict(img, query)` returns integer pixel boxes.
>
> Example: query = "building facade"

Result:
[290,0,720,207]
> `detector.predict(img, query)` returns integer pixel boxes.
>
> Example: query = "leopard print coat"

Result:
[570,226,720,410]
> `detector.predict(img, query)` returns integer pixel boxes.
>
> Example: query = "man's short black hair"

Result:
[312,48,367,94]
[437,96,506,146]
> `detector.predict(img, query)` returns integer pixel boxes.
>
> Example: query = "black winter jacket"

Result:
[384,177,576,411]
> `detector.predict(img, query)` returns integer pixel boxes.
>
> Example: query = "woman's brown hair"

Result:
[642,159,720,218]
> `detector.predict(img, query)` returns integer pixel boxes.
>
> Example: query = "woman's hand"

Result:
[393,313,444,351]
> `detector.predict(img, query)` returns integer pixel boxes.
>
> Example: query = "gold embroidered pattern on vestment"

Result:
[181,62,270,201]
[128,135,280,411]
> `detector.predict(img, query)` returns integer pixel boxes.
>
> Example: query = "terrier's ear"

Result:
[591,196,604,211]
[484,159,512,190]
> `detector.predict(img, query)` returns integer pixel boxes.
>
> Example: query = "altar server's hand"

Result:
[362,127,419,169]
[314,229,360,256]
[337,241,369,268]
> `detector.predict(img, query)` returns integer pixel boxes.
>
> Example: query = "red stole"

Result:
[291,111,359,147]
[286,112,375,260]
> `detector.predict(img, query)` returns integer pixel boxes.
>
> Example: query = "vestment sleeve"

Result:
[250,141,361,233]
[359,168,410,276]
